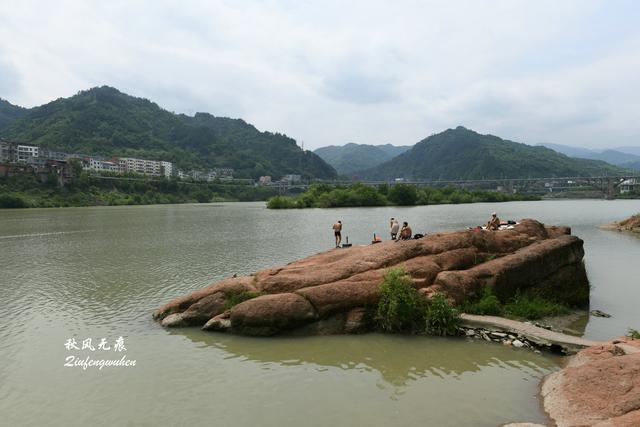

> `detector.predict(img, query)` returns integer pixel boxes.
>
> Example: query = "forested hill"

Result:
[0,86,336,180]
[0,98,26,129]
[314,143,411,175]
[360,126,627,180]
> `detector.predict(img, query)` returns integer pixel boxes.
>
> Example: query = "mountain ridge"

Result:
[359,126,629,180]
[314,142,411,175]
[0,86,337,180]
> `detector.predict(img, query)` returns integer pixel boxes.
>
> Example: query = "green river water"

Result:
[1,200,639,426]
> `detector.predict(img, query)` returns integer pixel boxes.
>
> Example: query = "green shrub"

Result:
[461,287,503,316]
[266,195,298,209]
[377,268,425,332]
[425,293,460,336]
[388,184,418,206]
[628,328,640,339]
[0,193,29,208]
[224,291,263,310]
[504,292,569,319]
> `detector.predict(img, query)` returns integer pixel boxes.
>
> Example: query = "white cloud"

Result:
[0,0,639,149]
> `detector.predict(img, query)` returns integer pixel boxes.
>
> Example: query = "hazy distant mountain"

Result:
[0,98,26,130]
[361,127,627,180]
[541,143,599,159]
[614,146,640,156]
[541,143,640,167]
[314,143,411,175]
[0,86,336,180]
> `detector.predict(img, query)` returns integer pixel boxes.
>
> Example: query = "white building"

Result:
[118,157,163,176]
[258,175,272,185]
[620,178,639,194]
[282,174,301,183]
[16,144,39,163]
[160,161,174,178]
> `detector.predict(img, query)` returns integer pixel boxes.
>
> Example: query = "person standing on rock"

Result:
[390,218,400,240]
[332,220,343,247]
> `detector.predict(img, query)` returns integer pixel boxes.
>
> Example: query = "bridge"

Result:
[270,175,640,199]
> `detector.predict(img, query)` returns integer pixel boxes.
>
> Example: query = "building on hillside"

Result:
[118,157,162,176]
[214,167,234,178]
[0,140,15,162]
[258,175,272,185]
[39,148,69,162]
[282,174,301,183]
[190,170,205,180]
[16,144,39,163]
[620,178,639,194]
[83,157,120,173]
[160,161,174,178]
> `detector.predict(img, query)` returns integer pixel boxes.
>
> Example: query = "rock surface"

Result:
[154,219,589,336]
[541,336,640,427]
[601,214,640,234]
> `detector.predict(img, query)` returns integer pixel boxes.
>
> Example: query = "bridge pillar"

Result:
[606,178,615,200]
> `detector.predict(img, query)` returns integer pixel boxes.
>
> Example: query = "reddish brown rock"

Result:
[542,337,640,427]
[228,293,318,336]
[154,219,588,336]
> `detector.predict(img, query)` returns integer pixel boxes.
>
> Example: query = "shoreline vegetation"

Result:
[0,173,278,208]
[267,183,540,209]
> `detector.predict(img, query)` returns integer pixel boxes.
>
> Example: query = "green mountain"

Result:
[0,98,26,130]
[0,86,336,180]
[361,127,628,180]
[314,143,411,175]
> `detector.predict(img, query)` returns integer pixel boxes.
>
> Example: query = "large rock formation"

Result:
[541,336,640,426]
[153,219,589,336]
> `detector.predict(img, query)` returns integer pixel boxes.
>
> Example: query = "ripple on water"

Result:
[2,201,640,426]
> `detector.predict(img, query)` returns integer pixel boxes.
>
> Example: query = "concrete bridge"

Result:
[272,175,640,199]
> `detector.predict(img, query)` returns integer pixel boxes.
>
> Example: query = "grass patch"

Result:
[224,290,263,310]
[425,293,460,336]
[462,287,570,320]
[504,292,569,319]
[460,287,503,316]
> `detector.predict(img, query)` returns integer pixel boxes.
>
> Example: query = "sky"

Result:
[1,0,639,150]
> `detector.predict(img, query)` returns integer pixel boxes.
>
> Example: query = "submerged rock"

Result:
[153,219,589,336]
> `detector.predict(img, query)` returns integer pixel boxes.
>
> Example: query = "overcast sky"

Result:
[1,0,639,150]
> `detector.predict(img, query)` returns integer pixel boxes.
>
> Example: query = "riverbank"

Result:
[0,173,277,208]
[600,213,640,234]
[267,183,539,209]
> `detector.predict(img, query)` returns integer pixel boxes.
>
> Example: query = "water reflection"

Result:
[174,329,560,387]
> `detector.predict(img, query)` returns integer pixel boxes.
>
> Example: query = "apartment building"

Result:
[16,144,39,163]
[0,140,13,162]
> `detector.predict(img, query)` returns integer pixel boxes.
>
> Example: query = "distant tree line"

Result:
[0,170,277,208]
[266,183,539,209]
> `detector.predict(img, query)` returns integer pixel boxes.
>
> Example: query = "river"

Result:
[1,200,639,426]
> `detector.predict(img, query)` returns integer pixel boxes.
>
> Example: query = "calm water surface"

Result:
[1,200,639,427]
